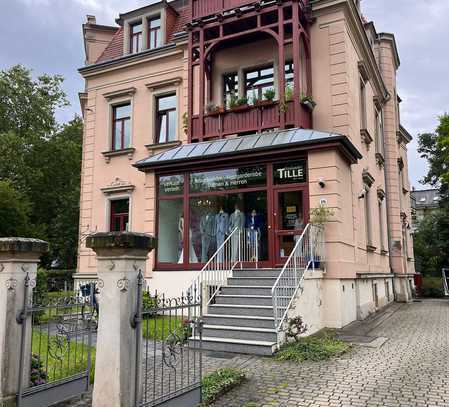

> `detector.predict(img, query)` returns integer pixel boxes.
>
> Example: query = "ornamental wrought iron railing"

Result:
[443,268,449,296]
[187,227,259,306]
[271,224,325,339]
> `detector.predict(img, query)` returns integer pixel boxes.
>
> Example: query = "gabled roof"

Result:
[134,128,362,171]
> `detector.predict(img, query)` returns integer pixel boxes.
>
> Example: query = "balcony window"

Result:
[110,198,129,232]
[112,103,131,151]
[130,22,143,53]
[148,16,161,49]
[223,72,238,106]
[285,61,294,87]
[156,94,177,144]
[245,66,274,100]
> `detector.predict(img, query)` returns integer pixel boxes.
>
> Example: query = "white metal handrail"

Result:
[187,227,259,306]
[271,223,325,335]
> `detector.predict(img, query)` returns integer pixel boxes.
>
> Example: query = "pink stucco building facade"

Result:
[77,0,415,332]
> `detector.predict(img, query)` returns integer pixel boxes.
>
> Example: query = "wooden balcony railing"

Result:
[191,100,312,141]
[191,0,259,19]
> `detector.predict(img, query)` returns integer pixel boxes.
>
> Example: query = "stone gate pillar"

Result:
[0,238,48,407]
[86,232,155,407]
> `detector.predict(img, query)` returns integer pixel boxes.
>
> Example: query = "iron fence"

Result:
[17,275,98,407]
[135,272,203,407]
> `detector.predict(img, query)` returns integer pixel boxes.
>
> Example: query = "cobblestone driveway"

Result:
[65,299,449,407]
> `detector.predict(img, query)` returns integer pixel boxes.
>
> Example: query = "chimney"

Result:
[86,15,96,25]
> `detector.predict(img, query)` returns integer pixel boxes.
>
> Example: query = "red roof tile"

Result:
[96,27,124,63]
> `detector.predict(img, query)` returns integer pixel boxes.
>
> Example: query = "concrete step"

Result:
[202,324,278,342]
[227,277,278,287]
[208,304,274,317]
[215,294,273,306]
[202,314,276,329]
[220,285,273,296]
[189,336,277,356]
[232,269,282,278]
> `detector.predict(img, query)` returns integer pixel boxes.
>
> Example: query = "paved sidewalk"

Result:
[64,299,449,407]
[212,299,449,407]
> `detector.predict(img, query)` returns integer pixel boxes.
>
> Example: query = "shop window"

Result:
[110,198,129,232]
[158,198,185,263]
[112,103,131,151]
[245,66,274,100]
[189,192,268,264]
[223,72,238,106]
[130,22,143,53]
[148,16,161,49]
[155,94,177,144]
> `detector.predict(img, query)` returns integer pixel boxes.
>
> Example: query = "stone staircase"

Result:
[190,268,282,356]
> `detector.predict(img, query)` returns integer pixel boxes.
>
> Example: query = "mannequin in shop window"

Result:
[200,210,216,263]
[246,209,262,262]
[178,215,198,263]
[229,203,245,261]
[215,207,229,263]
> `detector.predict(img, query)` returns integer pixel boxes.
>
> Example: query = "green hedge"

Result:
[421,276,445,298]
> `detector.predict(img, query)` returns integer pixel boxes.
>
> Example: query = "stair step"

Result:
[215,295,273,306]
[202,324,277,342]
[227,277,278,287]
[208,304,274,317]
[233,269,282,278]
[189,337,276,356]
[220,285,273,296]
[203,314,275,329]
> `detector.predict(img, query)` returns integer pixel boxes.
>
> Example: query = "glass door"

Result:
[274,189,306,264]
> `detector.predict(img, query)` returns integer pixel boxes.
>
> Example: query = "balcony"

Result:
[191,100,312,141]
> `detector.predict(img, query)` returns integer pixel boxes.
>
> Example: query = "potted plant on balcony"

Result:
[205,102,225,116]
[309,205,333,269]
[300,93,317,112]
[285,85,294,102]
[255,88,276,107]
[230,95,250,112]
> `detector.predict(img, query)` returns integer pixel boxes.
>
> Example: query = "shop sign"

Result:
[159,175,184,196]
[273,161,307,185]
[190,166,266,193]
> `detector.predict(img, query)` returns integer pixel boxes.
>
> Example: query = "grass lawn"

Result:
[275,331,351,362]
[141,316,185,341]
[31,329,96,385]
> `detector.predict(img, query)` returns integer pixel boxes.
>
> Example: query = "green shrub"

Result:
[421,276,445,298]
[275,332,350,362]
[142,291,157,312]
[201,368,246,405]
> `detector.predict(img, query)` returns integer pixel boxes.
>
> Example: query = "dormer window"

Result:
[130,22,143,53]
[148,16,161,49]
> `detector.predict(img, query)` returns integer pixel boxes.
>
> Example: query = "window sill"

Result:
[145,141,181,152]
[366,244,377,253]
[102,148,135,163]
[381,249,388,256]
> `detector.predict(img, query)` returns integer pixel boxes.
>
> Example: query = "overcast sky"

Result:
[1,0,448,188]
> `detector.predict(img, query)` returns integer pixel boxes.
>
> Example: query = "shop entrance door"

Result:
[273,189,307,266]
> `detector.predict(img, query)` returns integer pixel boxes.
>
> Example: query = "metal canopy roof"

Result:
[134,128,362,170]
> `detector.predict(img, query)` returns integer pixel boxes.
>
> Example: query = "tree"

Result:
[0,181,33,237]
[415,114,449,275]
[0,65,81,269]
